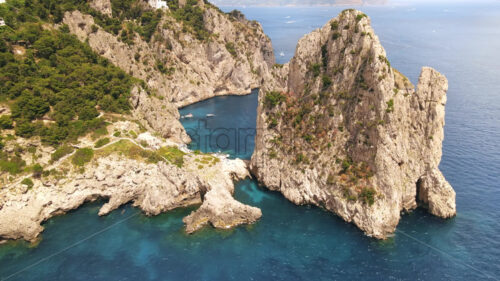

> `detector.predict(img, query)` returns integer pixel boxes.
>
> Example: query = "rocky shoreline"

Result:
[0,123,261,243]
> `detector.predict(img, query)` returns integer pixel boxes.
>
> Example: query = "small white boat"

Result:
[183,113,193,118]
[280,51,285,57]
[206,113,216,117]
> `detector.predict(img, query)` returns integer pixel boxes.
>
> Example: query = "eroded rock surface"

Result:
[63,5,277,107]
[0,130,260,242]
[251,10,456,238]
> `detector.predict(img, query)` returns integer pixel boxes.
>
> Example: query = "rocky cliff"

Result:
[0,0,273,243]
[0,122,261,242]
[64,1,277,108]
[62,0,279,142]
[251,9,456,238]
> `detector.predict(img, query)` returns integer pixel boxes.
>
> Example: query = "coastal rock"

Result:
[0,143,260,242]
[183,159,262,233]
[251,10,456,238]
[130,86,190,143]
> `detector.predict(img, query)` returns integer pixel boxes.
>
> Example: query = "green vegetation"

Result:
[94,0,164,42]
[295,153,305,164]
[341,157,352,173]
[264,91,286,109]
[330,20,339,30]
[359,187,376,206]
[332,32,341,40]
[156,59,175,75]
[225,42,237,58]
[356,13,367,22]
[311,63,321,77]
[71,148,94,166]
[0,115,13,129]
[386,99,394,113]
[128,130,138,138]
[50,145,74,162]
[0,151,25,175]
[94,137,110,148]
[95,139,160,163]
[302,134,313,143]
[322,75,332,90]
[31,163,43,178]
[227,9,245,21]
[321,44,328,69]
[21,177,34,189]
[268,117,278,129]
[194,154,220,167]
[378,55,391,69]
[158,146,185,168]
[343,187,357,202]
[0,2,137,146]
[268,149,277,159]
[168,0,210,41]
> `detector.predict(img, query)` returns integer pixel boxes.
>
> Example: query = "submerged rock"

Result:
[252,9,456,238]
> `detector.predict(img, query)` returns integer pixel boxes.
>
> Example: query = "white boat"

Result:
[280,51,285,57]
[183,113,193,118]
[206,113,216,117]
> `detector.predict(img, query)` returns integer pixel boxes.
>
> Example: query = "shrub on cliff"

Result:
[359,187,376,206]
[0,153,25,175]
[322,75,332,89]
[72,148,94,166]
[264,91,286,109]
[311,63,321,77]
[386,99,394,113]
[51,145,74,163]
[169,0,209,41]
[94,138,110,148]
[21,178,34,189]
[0,115,13,129]
[158,146,185,168]
[225,42,237,58]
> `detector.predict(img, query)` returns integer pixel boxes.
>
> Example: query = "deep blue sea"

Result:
[1,3,500,280]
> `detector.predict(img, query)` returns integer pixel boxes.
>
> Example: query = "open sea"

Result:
[1,2,500,280]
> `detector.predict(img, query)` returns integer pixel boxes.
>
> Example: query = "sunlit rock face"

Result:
[251,9,456,239]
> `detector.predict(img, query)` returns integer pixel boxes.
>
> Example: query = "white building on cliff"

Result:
[0,18,5,27]
[148,0,168,9]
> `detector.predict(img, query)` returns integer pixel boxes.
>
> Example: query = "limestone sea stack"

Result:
[251,9,456,239]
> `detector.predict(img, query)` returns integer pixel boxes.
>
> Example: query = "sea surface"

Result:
[1,3,500,280]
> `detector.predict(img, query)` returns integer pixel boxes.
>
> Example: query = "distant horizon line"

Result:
[211,0,500,8]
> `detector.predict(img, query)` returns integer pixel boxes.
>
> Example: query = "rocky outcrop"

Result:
[0,134,261,242]
[251,10,456,238]
[130,86,190,143]
[63,4,276,108]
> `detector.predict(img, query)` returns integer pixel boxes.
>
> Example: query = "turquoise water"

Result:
[2,3,500,280]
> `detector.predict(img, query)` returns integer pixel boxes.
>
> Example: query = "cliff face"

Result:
[251,10,456,238]
[64,3,276,108]
[0,122,261,242]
